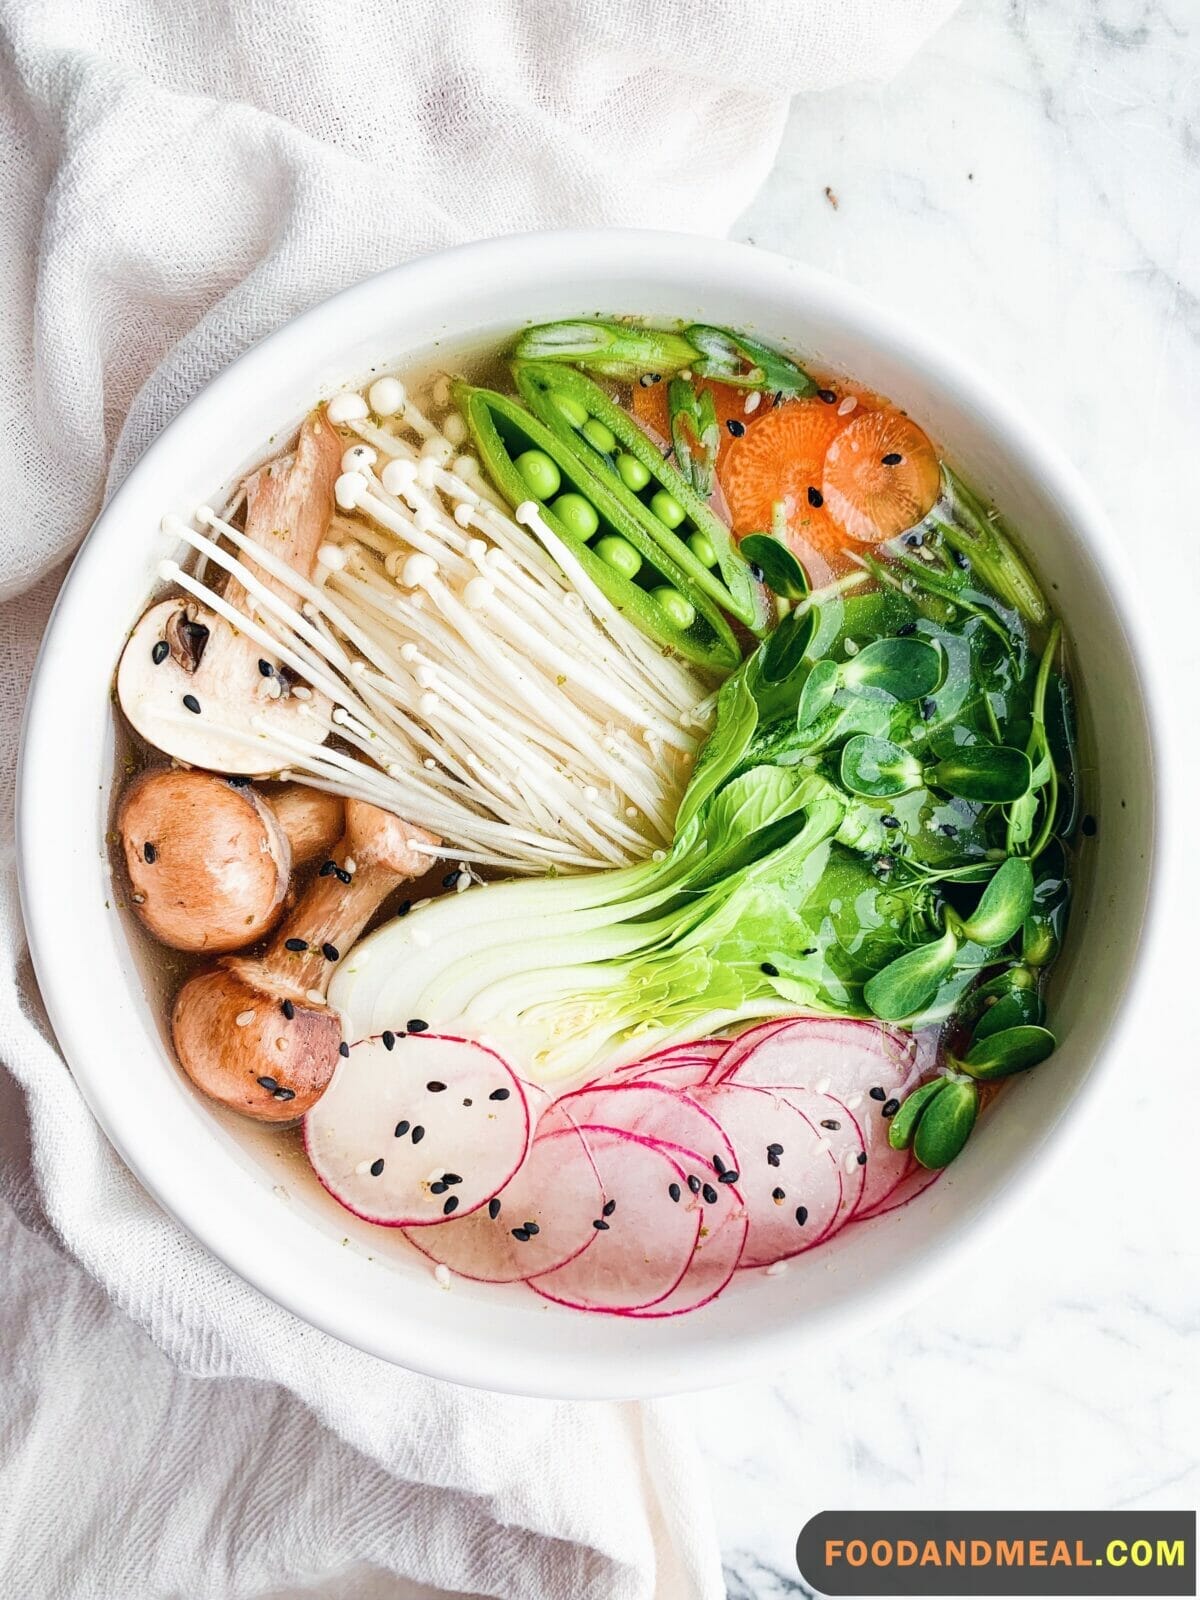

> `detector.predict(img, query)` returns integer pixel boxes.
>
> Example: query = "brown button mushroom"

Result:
[118,769,343,953]
[171,801,439,1121]
[115,413,343,775]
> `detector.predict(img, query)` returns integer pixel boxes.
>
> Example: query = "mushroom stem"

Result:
[171,802,439,1121]
[268,785,344,866]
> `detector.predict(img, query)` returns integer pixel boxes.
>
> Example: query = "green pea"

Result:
[650,587,695,629]
[650,489,686,529]
[551,492,600,541]
[581,417,617,455]
[552,394,589,428]
[616,453,651,492]
[514,449,561,501]
[594,535,642,580]
[687,531,717,568]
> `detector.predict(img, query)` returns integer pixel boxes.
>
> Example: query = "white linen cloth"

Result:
[0,3,959,1595]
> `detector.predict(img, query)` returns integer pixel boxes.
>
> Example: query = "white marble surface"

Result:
[695,1,1200,1591]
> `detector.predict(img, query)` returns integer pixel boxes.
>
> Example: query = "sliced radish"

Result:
[857,1158,942,1220]
[527,1129,701,1312]
[714,1018,796,1080]
[554,1080,737,1177]
[722,1015,918,1104]
[693,1083,842,1267]
[762,1085,867,1230]
[403,1123,603,1281]
[601,1039,726,1090]
[304,1033,529,1226]
[626,1136,747,1317]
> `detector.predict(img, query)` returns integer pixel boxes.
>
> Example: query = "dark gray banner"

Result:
[796,1511,1195,1596]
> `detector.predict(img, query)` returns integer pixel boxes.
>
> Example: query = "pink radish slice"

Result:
[858,1159,942,1220]
[715,1018,797,1080]
[304,1033,529,1226]
[617,1059,722,1091]
[762,1085,866,1231]
[637,1039,727,1069]
[601,1039,726,1089]
[527,1130,701,1312]
[723,1015,918,1105]
[625,1136,747,1317]
[403,1123,604,1282]
[553,1081,736,1180]
[693,1083,843,1266]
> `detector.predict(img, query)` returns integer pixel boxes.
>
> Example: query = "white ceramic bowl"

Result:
[17,231,1157,1399]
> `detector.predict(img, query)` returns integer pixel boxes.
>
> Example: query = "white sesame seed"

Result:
[433,1264,452,1288]
[306,989,326,1006]
[343,858,356,875]
[744,391,762,414]
[837,395,858,417]
[235,1010,256,1027]
[766,1260,789,1277]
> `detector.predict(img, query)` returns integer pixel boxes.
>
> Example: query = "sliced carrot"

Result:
[719,398,851,577]
[821,409,941,544]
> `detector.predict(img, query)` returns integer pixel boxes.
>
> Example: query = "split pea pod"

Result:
[512,361,772,636]
[454,382,741,673]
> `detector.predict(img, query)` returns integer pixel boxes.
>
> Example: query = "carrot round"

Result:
[718,398,849,576]
[821,409,941,544]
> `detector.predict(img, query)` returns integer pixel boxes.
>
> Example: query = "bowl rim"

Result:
[16,228,1163,1398]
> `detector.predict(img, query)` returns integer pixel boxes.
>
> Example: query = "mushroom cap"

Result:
[119,768,291,953]
[116,597,331,776]
[172,965,340,1121]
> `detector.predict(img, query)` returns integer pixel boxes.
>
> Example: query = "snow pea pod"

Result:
[512,361,772,636]
[454,382,741,673]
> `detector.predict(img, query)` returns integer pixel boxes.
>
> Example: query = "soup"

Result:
[110,318,1078,1318]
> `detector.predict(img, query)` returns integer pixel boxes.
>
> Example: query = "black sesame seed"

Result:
[318,860,337,877]
[256,1076,278,1091]
[285,937,308,952]
[820,1119,841,1131]
[896,621,917,636]
[761,961,780,977]
[142,841,157,864]
[397,900,412,917]
[281,999,295,1020]
[151,639,169,665]
[427,1081,446,1093]
[766,1151,780,1167]
[273,1087,295,1102]
[883,1098,900,1117]
[795,1205,809,1226]
[668,1183,681,1202]
[182,694,201,715]
[639,373,661,387]
[725,418,746,438]
[953,549,971,569]
[713,1153,727,1175]
[817,388,837,404]
[382,1031,395,1051]
[869,1086,887,1101]
[687,1175,701,1194]
[394,1120,409,1138]
[489,1087,510,1101]
[442,870,461,889]
[430,1180,447,1195]
[488,1198,501,1219]
[939,822,957,838]
[602,1199,616,1216]
[336,868,352,885]
[801,947,818,956]
[443,1173,462,1185]
[524,1221,539,1236]
[881,452,903,466]
[718,1170,739,1184]
[1081,814,1097,837]
[882,815,900,830]
[905,531,925,548]
[807,486,823,509]
[407,1019,428,1034]
[370,1158,384,1177]
[592,1218,609,1230]
[857,1151,867,1165]
[920,698,937,720]
[462,1098,471,1106]
[226,776,250,788]
[442,1195,459,1215]
[338,1041,350,1058]
[772,1187,786,1202]
[749,563,765,582]
[411,1125,425,1143]
[512,1226,530,1241]
[321,942,339,962]
[258,659,273,677]
[702,1183,718,1205]
[772,391,783,407]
